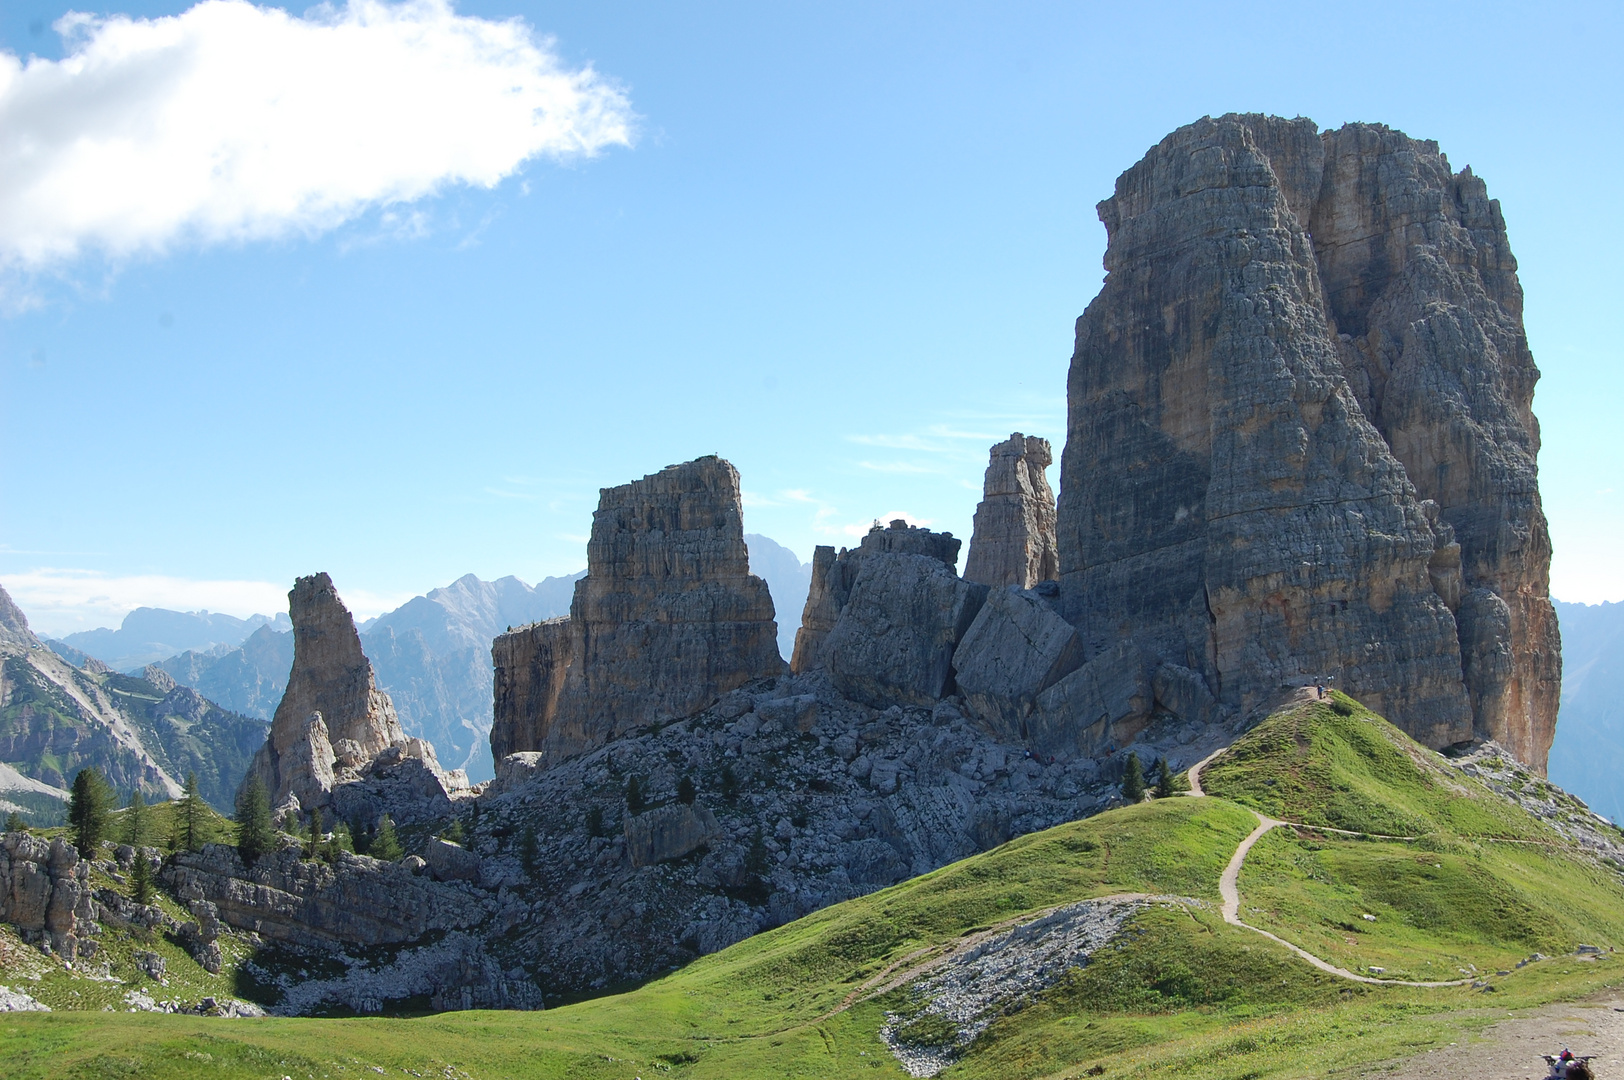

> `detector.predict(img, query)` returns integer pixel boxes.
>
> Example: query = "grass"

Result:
[4,692,1624,1078]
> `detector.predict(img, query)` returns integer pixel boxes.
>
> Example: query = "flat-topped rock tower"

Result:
[964,433,1060,590]
[491,456,784,764]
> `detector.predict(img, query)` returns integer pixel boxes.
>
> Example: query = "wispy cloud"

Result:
[0,0,634,277]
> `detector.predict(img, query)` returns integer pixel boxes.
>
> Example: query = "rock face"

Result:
[490,618,571,762]
[1053,114,1559,769]
[0,832,96,959]
[488,457,785,765]
[964,434,1060,590]
[790,521,974,677]
[244,574,466,818]
[952,586,1081,741]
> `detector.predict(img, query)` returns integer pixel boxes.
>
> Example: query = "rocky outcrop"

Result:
[0,832,96,958]
[488,457,784,765]
[964,434,1060,590]
[244,574,467,818]
[825,552,988,708]
[1052,114,1559,769]
[164,842,486,948]
[490,618,571,762]
[790,520,971,676]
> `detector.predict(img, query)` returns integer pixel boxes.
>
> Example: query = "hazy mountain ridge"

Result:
[0,585,266,814]
[59,607,290,672]
[1548,599,1624,824]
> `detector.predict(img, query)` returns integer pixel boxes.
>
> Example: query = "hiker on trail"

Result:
[1316,679,1326,700]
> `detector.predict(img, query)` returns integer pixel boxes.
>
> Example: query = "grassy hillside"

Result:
[4,693,1624,1079]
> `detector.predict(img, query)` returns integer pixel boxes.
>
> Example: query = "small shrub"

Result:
[1330,699,1355,717]
[720,765,739,803]
[626,776,645,815]
[586,805,605,838]
[677,776,697,805]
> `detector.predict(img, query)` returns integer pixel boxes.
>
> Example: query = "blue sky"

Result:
[0,0,1619,636]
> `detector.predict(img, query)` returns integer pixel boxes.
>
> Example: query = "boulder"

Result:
[953,586,1082,739]
[1029,642,1156,758]
[423,840,481,883]
[623,803,723,869]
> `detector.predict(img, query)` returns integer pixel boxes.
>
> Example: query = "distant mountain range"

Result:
[1548,599,1624,824]
[29,538,814,786]
[0,586,266,818]
[57,607,291,672]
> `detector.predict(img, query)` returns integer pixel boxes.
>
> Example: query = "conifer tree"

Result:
[1121,753,1146,803]
[370,814,403,861]
[677,776,697,805]
[124,789,151,847]
[68,768,113,858]
[625,775,644,815]
[328,820,353,863]
[307,806,325,861]
[442,818,466,845]
[5,811,26,833]
[1154,757,1177,800]
[176,771,207,853]
[129,849,153,905]
[234,775,275,866]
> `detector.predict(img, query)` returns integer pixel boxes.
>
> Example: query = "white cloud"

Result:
[0,0,634,269]
[2,567,414,635]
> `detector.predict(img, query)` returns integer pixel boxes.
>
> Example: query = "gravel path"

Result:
[1380,992,1624,1079]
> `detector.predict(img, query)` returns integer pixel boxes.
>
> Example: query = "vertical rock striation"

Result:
[1052,114,1558,769]
[489,457,784,765]
[964,433,1060,590]
[1309,124,1560,768]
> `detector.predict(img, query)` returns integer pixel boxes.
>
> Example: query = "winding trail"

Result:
[1188,740,1472,988]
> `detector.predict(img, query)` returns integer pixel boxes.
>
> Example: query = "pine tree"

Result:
[1121,753,1146,803]
[349,817,371,857]
[370,814,403,861]
[68,768,113,858]
[5,811,25,833]
[585,805,605,838]
[129,850,153,905]
[442,818,466,845]
[328,820,353,863]
[625,775,644,816]
[234,775,276,866]
[676,776,697,805]
[720,764,739,803]
[1154,757,1177,799]
[177,771,206,853]
[307,806,325,861]
[124,789,151,847]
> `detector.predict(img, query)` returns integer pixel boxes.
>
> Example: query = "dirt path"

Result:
[1379,992,1624,1078]
[1193,737,1471,988]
